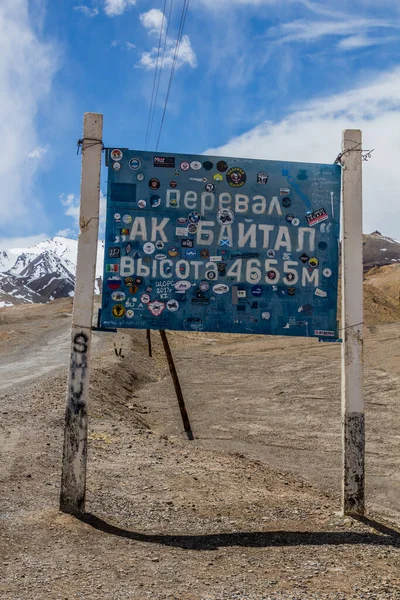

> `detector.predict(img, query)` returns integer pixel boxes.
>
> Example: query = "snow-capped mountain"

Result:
[0,236,105,307]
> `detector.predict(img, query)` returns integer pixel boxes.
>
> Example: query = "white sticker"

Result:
[191,161,202,170]
[323,268,332,278]
[315,288,327,297]
[175,227,188,237]
[143,242,155,254]
[174,280,191,291]
[111,149,123,161]
[213,284,229,295]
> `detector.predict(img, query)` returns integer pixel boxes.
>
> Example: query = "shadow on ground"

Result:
[78,513,400,551]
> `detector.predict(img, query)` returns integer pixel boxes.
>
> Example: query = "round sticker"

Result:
[262,312,271,320]
[126,309,134,319]
[110,149,123,161]
[188,211,201,223]
[111,291,126,302]
[188,223,198,234]
[323,268,332,277]
[200,249,210,259]
[291,218,300,226]
[199,280,210,292]
[286,214,294,223]
[251,285,263,297]
[267,270,277,280]
[155,240,164,250]
[205,182,216,193]
[168,247,179,257]
[217,209,235,225]
[154,253,167,261]
[170,180,178,188]
[217,160,228,172]
[206,270,216,280]
[185,248,197,259]
[122,214,132,224]
[150,195,161,207]
[128,285,138,295]
[249,271,259,281]
[180,161,190,171]
[149,178,160,190]
[309,257,319,268]
[226,167,246,188]
[124,277,134,286]
[137,173,145,181]
[282,197,291,207]
[141,293,150,304]
[286,273,295,282]
[112,162,122,171]
[267,249,275,258]
[143,242,155,254]
[114,213,121,221]
[318,241,328,250]
[191,161,202,170]
[213,173,223,182]
[137,199,146,209]
[167,299,179,312]
[129,158,140,170]
[112,304,125,318]
[203,161,213,170]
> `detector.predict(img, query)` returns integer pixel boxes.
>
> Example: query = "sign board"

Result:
[101,149,341,339]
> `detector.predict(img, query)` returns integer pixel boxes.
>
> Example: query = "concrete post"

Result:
[341,129,365,516]
[60,113,103,515]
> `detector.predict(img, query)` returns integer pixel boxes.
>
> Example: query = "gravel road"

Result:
[1,300,400,599]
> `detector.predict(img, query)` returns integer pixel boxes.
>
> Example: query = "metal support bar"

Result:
[146,329,152,358]
[341,129,365,516]
[159,330,194,441]
[60,113,103,515]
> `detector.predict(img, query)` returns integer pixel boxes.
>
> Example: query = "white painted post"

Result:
[341,129,364,516]
[60,113,103,515]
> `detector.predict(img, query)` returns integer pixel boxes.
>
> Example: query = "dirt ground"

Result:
[1,299,400,599]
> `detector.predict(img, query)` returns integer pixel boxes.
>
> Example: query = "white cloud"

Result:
[56,228,77,239]
[338,34,397,50]
[60,191,106,239]
[60,193,80,225]
[0,1,57,232]
[104,0,136,17]
[139,8,165,34]
[73,5,99,17]
[27,146,48,160]
[126,41,136,50]
[269,17,397,44]
[205,67,400,239]
[0,234,49,249]
[138,34,197,70]
[138,8,196,70]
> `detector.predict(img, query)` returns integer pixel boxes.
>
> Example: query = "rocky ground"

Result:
[1,299,400,599]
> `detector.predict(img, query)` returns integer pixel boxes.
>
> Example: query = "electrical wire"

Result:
[147,0,174,150]
[144,0,167,150]
[155,0,190,151]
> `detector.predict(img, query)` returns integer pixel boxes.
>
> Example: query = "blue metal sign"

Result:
[100,148,341,339]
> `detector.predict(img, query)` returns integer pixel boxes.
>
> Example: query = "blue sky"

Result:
[1,0,400,247]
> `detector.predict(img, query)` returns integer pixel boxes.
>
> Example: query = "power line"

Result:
[155,0,190,151]
[147,0,174,150]
[144,0,167,150]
